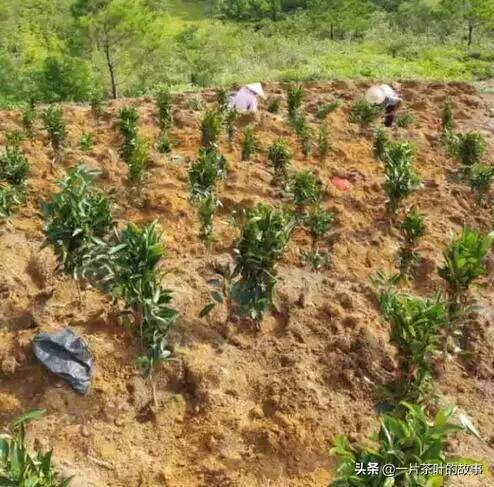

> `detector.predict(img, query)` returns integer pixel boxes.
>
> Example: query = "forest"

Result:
[0,0,492,107]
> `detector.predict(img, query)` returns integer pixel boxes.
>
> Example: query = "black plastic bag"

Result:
[33,327,93,394]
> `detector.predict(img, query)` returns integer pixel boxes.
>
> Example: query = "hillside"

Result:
[0,80,494,486]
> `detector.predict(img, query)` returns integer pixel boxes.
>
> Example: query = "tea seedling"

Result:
[291,114,312,156]
[288,170,321,211]
[267,98,281,113]
[287,83,303,119]
[186,97,203,111]
[42,165,113,273]
[378,289,446,402]
[268,138,291,184]
[224,108,238,144]
[156,86,173,130]
[42,105,67,158]
[21,99,36,138]
[0,185,24,219]
[241,124,259,161]
[383,141,420,213]
[231,204,294,321]
[316,100,340,119]
[330,402,476,486]
[397,208,426,278]
[156,131,172,153]
[90,90,104,121]
[396,110,415,128]
[456,131,487,173]
[438,228,494,355]
[441,99,454,133]
[118,106,139,162]
[216,88,228,112]
[189,148,227,200]
[79,132,93,152]
[469,163,494,204]
[0,409,71,486]
[373,127,388,161]
[317,122,330,160]
[349,98,383,127]
[301,204,333,271]
[127,137,149,187]
[197,191,221,246]
[201,106,222,149]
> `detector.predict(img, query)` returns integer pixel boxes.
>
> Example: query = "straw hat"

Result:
[246,83,265,98]
[365,85,386,105]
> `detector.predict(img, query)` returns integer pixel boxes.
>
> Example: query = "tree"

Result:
[72,0,159,98]
[440,0,494,45]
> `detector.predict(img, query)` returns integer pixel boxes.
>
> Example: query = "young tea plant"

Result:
[224,108,238,144]
[397,208,426,279]
[231,204,294,321]
[21,99,36,138]
[156,86,173,131]
[456,131,487,174]
[201,106,222,149]
[216,88,228,113]
[383,141,420,213]
[268,138,291,185]
[267,98,281,113]
[316,100,340,120]
[469,163,494,205]
[118,106,139,162]
[79,132,93,152]
[438,228,494,355]
[291,114,312,156]
[373,127,389,161]
[127,137,149,187]
[42,105,67,159]
[156,131,172,153]
[90,90,105,121]
[286,83,303,119]
[330,402,477,486]
[441,99,454,134]
[197,191,221,247]
[317,122,330,161]
[288,170,322,213]
[349,98,383,127]
[0,409,71,486]
[396,110,415,128]
[241,124,260,161]
[41,165,114,274]
[378,289,446,403]
[189,148,227,199]
[301,204,333,271]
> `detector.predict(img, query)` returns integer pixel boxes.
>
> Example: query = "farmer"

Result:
[365,84,402,127]
[229,83,265,114]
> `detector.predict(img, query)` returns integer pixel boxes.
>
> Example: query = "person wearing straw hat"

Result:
[365,84,402,127]
[229,83,265,113]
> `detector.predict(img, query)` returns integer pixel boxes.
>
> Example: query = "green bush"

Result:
[232,204,294,321]
[41,165,114,273]
[456,131,487,170]
[291,114,312,156]
[268,138,291,184]
[0,136,29,186]
[78,132,93,152]
[267,98,281,113]
[156,86,173,130]
[42,105,67,157]
[287,83,304,119]
[21,100,36,137]
[441,100,454,133]
[398,208,426,278]
[301,203,334,271]
[317,122,330,160]
[316,100,340,119]
[197,191,221,246]
[241,124,260,161]
[469,163,494,203]
[201,106,222,149]
[0,409,71,486]
[189,148,227,199]
[156,131,172,153]
[349,98,383,127]
[396,110,415,128]
[373,127,388,161]
[127,137,149,187]
[224,108,238,144]
[288,170,321,208]
[216,88,228,112]
[118,106,139,162]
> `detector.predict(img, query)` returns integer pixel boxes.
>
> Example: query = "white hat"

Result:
[246,83,265,98]
[365,85,386,105]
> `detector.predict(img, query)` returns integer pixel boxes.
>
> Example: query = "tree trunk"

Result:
[103,28,117,99]
[467,21,473,46]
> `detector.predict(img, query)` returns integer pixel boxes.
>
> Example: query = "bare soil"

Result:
[0,80,493,486]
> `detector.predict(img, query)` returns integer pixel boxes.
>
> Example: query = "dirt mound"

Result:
[0,81,494,486]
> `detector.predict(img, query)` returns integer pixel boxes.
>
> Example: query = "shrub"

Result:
[288,170,321,209]
[396,110,415,128]
[197,191,221,246]
[201,106,222,149]
[0,409,71,486]
[90,91,104,121]
[378,289,446,402]
[439,228,494,355]
[189,148,227,199]
[398,208,426,278]
[118,106,139,162]
[0,135,29,186]
[127,137,149,187]
[349,98,383,127]
[469,163,494,203]
[21,100,36,137]
[78,132,93,152]
[224,108,238,144]
[216,87,228,112]
[267,98,281,113]
[291,114,312,156]
[241,124,259,161]
[383,141,420,213]
[456,131,487,170]
[186,97,203,112]
[441,99,454,133]
[156,86,173,130]
[156,131,172,153]
[287,83,303,119]
[301,204,333,271]
[0,185,24,219]
[373,127,388,161]
[268,138,291,184]
[42,105,67,157]
[41,165,114,273]
[330,402,476,486]
[317,122,330,160]
[316,100,340,119]
[232,204,294,321]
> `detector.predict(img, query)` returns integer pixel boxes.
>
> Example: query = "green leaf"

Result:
[199,303,215,317]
